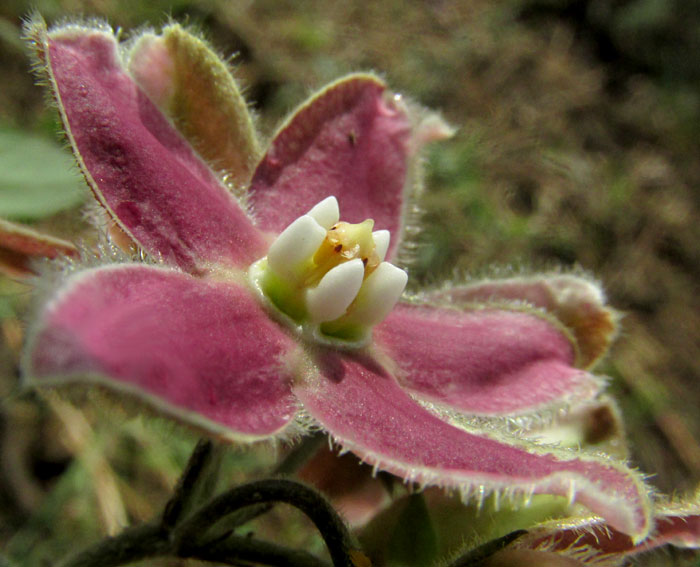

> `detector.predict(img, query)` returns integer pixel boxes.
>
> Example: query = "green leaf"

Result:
[387,493,439,567]
[0,128,85,220]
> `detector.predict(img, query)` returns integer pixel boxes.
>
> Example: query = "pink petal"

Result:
[248,74,412,260]
[295,353,650,539]
[523,504,700,555]
[641,509,700,551]
[25,265,297,440]
[373,303,601,416]
[0,218,77,278]
[32,20,266,273]
[128,25,261,190]
[428,275,617,368]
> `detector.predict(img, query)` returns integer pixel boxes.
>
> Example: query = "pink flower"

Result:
[515,498,700,562]
[23,18,651,540]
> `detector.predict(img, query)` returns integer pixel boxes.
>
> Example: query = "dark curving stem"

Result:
[174,478,358,567]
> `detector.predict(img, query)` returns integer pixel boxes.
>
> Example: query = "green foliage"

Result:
[386,493,439,567]
[0,128,85,220]
[5,459,102,566]
[361,491,572,565]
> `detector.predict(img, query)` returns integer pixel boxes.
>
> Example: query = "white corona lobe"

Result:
[306,258,365,322]
[267,214,326,278]
[372,229,390,261]
[307,196,340,229]
[348,262,408,326]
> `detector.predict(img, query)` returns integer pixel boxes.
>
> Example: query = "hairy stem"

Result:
[222,432,327,529]
[59,439,350,567]
[58,521,332,567]
[175,478,356,567]
[162,438,215,528]
[447,530,527,567]
[58,524,169,567]
[274,431,326,475]
[188,534,331,567]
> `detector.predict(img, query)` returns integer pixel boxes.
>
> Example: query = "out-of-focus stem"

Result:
[175,478,357,567]
[161,438,215,529]
[58,523,169,567]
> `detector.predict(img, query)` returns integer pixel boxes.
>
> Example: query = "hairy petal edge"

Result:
[24,264,298,441]
[374,302,602,416]
[294,352,651,540]
[248,74,412,260]
[28,18,266,273]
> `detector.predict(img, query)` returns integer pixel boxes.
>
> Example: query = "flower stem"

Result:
[58,522,331,567]
[57,523,169,567]
[161,438,215,529]
[58,439,355,567]
[220,432,328,529]
[274,431,326,475]
[187,534,331,567]
[446,530,527,567]
[175,478,357,567]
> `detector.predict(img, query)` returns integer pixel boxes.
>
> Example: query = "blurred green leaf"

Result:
[386,493,439,567]
[0,128,85,220]
[0,18,24,53]
[0,553,20,567]
[6,459,101,565]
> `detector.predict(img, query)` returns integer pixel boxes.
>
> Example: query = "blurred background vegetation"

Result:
[0,0,698,565]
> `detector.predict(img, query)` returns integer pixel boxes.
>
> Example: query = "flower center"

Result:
[249,196,407,347]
